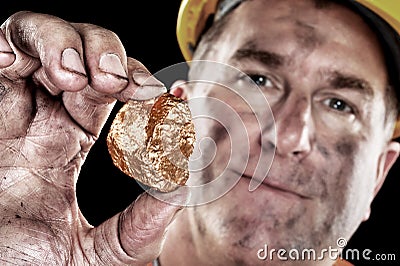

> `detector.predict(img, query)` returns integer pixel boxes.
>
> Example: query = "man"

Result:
[0,0,399,266]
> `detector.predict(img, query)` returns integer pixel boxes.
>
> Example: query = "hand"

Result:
[0,11,187,265]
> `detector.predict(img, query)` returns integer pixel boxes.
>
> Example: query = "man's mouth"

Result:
[240,174,311,200]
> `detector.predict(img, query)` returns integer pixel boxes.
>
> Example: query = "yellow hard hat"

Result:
[176,0,400,139]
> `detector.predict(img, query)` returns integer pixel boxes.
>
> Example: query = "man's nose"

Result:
[271,95,313,158]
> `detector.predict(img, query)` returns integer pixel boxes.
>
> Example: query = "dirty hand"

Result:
[0,11,187,265]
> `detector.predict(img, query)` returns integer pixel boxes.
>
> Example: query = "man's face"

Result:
[183,0,394,264]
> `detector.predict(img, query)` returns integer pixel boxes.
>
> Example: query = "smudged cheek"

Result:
[314,136,357,199]
[330,137,369,194]
[314,137,372,232]
[334,138,376,206]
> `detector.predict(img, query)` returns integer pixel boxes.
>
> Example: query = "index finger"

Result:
[1,11,88,93]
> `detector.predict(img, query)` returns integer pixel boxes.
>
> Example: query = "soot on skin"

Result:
[335,139,355,156]
[317,144,330,159]
[0,84,10,102]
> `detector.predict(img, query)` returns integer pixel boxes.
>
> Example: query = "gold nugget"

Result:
[107,93,196,192]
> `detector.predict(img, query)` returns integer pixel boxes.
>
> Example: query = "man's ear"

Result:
[170,80,191,100]
[374,141,400,196]
[363,141,399,222]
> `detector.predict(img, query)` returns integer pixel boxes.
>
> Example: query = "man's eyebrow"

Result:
[233,48,285,68]
[329,71,374,96]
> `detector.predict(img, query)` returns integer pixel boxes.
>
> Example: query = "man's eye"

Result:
[323,98,353,113]
[248,74,273,88]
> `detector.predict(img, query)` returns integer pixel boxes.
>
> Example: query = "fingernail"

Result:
[132,84,167,100]
[61,48,86,76]
[171,208,185,222]
[132,71,167,100]
[99,53,127,78]
[167,208,185,229]
[0,31,13,53]
[132,71,164,87]
[0,52,15,67]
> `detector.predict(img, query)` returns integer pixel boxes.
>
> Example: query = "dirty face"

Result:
[183,0,395,265]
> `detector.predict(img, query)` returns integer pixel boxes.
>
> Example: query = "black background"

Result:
[1,1,399,264]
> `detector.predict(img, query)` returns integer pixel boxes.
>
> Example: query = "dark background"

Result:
[1,1,399,264]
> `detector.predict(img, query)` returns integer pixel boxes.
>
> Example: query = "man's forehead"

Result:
[228,0,380,53]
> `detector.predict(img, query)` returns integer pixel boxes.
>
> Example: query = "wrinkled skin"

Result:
[1,1,400,266]
[161,0,400,265]
[0,11,189,265]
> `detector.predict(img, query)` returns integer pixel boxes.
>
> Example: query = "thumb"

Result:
[89,187,190,265]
